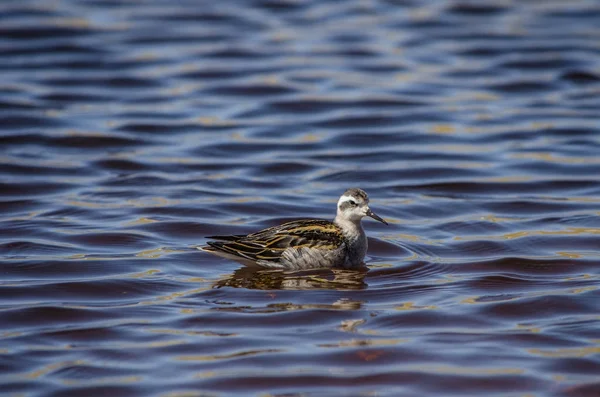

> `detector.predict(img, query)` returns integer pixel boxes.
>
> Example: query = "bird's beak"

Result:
[366,208,388,225]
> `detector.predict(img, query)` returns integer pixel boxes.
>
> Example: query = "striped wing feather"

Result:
[207,220,344,263]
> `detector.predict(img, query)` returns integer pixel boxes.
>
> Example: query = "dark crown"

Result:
[343,188,369,202]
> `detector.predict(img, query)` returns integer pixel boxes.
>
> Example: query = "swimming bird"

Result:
[200,188,388,270]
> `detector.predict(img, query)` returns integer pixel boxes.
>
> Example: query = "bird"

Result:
[200,188,388,270]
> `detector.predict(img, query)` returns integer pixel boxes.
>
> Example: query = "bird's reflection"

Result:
[213,265,369,290]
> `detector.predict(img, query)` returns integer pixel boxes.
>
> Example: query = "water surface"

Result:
[1,0,600,396]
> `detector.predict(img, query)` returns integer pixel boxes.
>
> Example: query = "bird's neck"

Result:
[334,216,368,267]
[334,216,365,241]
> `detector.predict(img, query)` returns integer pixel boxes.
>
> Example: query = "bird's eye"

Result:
[349,200,357,206]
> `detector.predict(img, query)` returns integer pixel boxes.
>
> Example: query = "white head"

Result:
[336,188,387,225]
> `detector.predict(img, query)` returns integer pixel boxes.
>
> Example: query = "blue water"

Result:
[1,0,600,396]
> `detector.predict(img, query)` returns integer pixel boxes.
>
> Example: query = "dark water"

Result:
[1,0,600,396]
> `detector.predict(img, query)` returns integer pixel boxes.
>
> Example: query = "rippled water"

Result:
[2,0,600,396]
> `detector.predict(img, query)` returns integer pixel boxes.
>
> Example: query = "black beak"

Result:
[366,208,388,225]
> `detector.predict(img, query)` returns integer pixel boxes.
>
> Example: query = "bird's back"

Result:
[204,219,348,269]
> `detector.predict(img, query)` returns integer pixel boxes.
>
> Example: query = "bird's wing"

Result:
[207,220,345,263]
[205,234,247,241]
